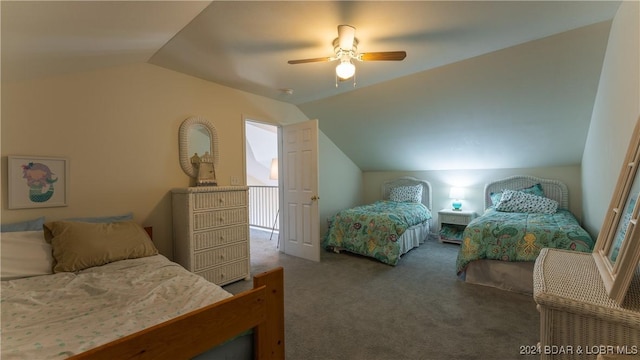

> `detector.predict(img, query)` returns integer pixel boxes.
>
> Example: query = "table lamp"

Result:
[449,187,465,211]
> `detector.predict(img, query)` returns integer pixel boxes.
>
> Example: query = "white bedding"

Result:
[1,254,232,359]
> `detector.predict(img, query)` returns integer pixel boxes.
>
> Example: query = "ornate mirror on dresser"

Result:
[178,116,219,185]
[593,116,640,304]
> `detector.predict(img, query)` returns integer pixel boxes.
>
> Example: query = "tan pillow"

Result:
[44,220,158,273]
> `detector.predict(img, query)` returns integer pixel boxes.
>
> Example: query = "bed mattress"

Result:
[1,254,232,359]
[456,208,594,275]
[323,200,432,265]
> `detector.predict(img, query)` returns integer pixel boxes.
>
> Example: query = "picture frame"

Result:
[593,116,640,304]
[8,155,69,209]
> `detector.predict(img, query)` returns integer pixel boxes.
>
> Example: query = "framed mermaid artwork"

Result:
[8,155,69,209]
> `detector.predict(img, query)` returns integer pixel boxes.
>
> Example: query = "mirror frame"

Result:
[593,116,640,304]
[178,116,219,178]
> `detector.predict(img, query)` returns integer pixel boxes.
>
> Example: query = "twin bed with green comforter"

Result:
[456,175,595,293]
[456,208,594,273]
[323,177,433,265]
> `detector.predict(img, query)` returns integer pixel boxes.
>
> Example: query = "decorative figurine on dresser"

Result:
[191,151,217,186]
[174,116,250,285]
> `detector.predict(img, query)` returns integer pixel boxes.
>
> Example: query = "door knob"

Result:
[311,195,320,201]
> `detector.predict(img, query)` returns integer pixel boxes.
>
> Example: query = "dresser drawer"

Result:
[440,213,473,225]
[193,224,248,251]
[197,260,249,286]
[194,242,248,271]
[193,208,247,230]
[193,191,247,210]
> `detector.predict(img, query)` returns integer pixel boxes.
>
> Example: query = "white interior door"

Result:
[281,119,320,262]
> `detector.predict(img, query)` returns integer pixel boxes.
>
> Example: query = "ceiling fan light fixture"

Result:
[336,59,355,80]
[287,24,406,84]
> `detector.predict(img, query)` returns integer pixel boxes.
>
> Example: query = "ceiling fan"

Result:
[287,25,406,82]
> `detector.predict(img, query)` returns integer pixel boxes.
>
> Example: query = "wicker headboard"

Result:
[381,176,433,212]
[484,175,569,210]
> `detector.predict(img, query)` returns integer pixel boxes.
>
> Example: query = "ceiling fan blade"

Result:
[359,51,407,61]
[337,24,356,50]
[288,57,333,64]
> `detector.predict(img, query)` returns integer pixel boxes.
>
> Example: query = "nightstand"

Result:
[438,209,476,244]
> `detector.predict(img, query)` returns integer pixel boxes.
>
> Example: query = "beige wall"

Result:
[363,166,583,234]
[318,132,363,235]
[1,63,310,257]
[582,1,640,239]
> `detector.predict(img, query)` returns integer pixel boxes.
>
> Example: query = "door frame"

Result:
[242,116,284,249]
[242,116,320,261]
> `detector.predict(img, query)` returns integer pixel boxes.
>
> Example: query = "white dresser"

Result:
[172,186,250,286]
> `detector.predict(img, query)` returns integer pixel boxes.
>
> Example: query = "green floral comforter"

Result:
[323,200,432,265]
[456,208,594,274]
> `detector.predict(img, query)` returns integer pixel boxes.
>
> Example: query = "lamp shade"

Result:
[449,187,465,200]
[269,158,278,180]
[336,60,355,79]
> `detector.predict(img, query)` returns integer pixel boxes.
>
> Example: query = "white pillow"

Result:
[389,184,423,203]
[1,230,53,280]
[495,190,558,214]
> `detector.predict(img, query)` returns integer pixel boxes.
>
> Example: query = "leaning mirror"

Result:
[178,116,219,179]
[593,116,640,304]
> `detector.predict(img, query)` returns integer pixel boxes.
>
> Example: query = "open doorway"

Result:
[244,119,279,252]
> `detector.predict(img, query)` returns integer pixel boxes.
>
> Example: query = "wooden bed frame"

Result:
[69,266,284,360]
[68,227,285,360]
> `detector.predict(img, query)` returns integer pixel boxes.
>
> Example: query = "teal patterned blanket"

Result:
[323,200,432,265]
[456,208,594,274]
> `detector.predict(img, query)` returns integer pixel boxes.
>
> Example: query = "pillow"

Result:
[1,230,53,280]
[389,184,423,203]
[495,190,558,214]
[43,213,135,242]
[44,220,158,273]
[490,183,545,205]
[1,217,45,232]
[65,212,133,223]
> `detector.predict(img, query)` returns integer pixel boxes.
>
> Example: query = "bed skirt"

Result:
[327,220,430,264]
[461,259,534,294]
[398,221,430,254]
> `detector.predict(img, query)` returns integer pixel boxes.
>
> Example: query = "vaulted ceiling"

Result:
[2,1,622,171]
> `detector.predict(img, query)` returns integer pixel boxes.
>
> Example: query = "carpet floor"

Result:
[223,228,539,360]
